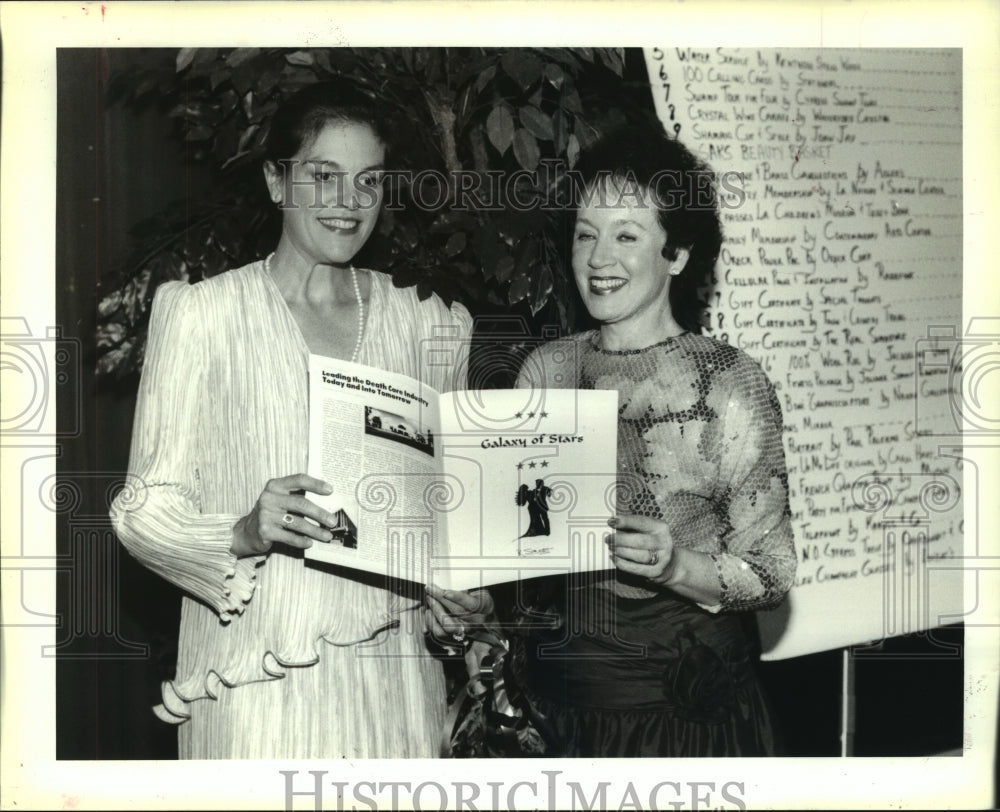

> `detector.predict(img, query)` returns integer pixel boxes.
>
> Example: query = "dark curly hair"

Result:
[568,125,724,334]
[264,79,397,167]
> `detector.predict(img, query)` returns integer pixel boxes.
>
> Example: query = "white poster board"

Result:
[644,47,967,659]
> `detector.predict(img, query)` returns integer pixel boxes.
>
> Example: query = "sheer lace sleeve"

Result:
[708,357,796,612]
[109,282,261,620]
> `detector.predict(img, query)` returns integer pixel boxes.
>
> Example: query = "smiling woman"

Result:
[259,120,384,360]
[263,122,386,270]
[571,188,689,349]
[492,125,795,758]
[108,79,472,759]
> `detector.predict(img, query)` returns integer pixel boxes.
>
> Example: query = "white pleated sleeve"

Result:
[110,281,264,621]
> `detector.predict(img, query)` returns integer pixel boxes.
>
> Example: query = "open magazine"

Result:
[303,355,618,590]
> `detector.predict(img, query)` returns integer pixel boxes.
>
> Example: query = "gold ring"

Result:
[282,513,295,525]
[649,549,658,566]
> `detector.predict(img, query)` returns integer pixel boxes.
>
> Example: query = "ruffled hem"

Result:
[218,553,265,622]
[152,615,404,724]
[111,486,262,622]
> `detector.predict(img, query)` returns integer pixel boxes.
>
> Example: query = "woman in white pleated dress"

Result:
[111,80,471,759]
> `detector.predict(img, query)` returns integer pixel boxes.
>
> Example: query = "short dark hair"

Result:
[264,79,396,166]
[570,126,723,334]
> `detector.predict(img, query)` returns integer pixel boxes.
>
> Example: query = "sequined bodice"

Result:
[518,331,796,611]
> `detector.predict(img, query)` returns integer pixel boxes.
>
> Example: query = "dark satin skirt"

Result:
[511,585,780,758]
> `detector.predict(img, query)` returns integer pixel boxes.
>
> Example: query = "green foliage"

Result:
[95,47,657,379]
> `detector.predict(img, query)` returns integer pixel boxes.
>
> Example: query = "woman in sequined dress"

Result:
[433,125,796,757]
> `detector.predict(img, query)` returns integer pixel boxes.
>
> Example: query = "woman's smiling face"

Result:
[571,181,681,331]
[265,120,385,267]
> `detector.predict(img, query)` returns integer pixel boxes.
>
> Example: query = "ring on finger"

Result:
[282,513,295,526]
[452,623,466,643]
[648,549,658,566]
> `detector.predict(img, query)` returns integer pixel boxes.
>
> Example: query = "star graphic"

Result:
[516,462,524,470]
[540,411,548,418]
[540,460,549,468]
[514,412,523,419]
[528,461,537,468]
[527,411,535,418]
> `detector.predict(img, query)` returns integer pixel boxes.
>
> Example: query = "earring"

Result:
[670,267,682,276]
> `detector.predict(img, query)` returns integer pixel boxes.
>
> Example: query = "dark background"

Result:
[55,48,965,761]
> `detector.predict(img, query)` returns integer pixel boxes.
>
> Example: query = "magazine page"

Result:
[434,388,619,590]
[303,355,443,584]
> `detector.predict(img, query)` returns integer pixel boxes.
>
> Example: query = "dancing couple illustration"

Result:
[516,478,553,538]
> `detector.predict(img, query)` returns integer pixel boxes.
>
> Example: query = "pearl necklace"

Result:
[265,253,365,362]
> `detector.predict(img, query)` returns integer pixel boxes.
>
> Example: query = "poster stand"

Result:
[840,648,856,757]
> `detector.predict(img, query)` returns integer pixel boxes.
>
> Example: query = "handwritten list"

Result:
[644,48,964,659]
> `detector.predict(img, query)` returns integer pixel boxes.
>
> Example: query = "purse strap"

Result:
[440,627,513,757]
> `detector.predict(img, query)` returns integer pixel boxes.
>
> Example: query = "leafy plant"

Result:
[95,47,659,380]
